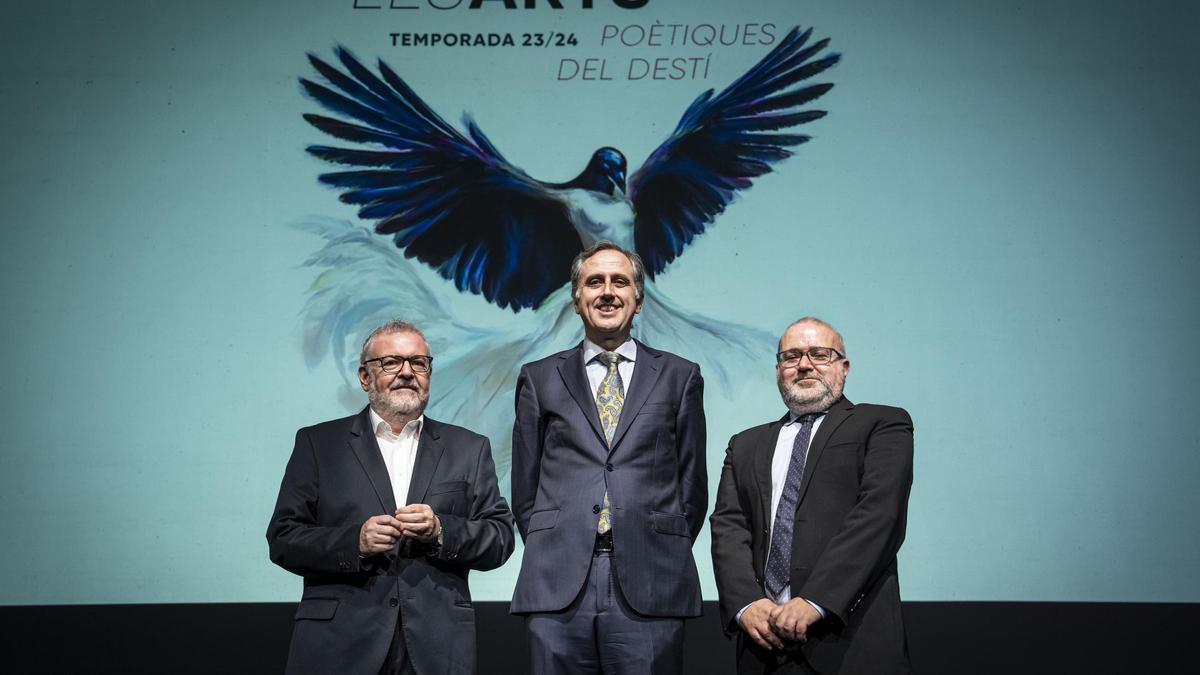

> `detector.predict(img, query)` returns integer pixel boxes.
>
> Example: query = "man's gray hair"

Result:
[780,316,848,356]
[568,241,646,302]
[359,320,427,364]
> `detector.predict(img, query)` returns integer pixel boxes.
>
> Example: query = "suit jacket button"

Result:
[605,463,613,471]
[592,505,601,514]
[390,598,398,608]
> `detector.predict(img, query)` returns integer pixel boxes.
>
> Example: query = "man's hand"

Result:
[768,598,822,643]
[359,514,404,555]
[738,598,786,650]
[395,504,441,543]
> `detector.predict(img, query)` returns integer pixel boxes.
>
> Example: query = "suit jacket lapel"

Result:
[405,418,445,505]
[754,416,788,558]
[608,340,663,453]
[795,396,855,509]
[557,345,607,447]
[348,407,398,515]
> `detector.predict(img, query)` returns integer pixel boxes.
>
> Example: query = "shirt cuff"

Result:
[805,598,826,619]
[735,602,754,625]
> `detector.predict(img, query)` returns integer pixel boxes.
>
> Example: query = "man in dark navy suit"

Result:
[268,320,514,675]
[711,317,914,674]
[510,241,707,674]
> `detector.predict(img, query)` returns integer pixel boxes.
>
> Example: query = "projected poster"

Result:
[290,3,843,600]
[1,0,1197,606]
[296,25,834,489]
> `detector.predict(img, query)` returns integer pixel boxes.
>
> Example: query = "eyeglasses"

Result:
[362,355,433,374]
[775,347,844,368]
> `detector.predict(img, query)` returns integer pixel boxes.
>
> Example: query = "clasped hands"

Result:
[738,597,822,650]
[359,504,442,555]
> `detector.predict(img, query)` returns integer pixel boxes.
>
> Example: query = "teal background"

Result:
[1,0,1197,604]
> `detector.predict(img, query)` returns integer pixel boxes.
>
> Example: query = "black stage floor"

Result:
[1,601,1192,673]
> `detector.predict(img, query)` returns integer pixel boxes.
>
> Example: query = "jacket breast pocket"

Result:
[638,403,675,420]
[430,480,468,495]
[294,597,339,621]
[812,442,862,486]
[428,480,469,516]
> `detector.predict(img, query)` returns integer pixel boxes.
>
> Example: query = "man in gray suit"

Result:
[268,320,515,675]
[510,241,707,674]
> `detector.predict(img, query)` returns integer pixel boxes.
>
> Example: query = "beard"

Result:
[368,379,428,420]
[778,373,842,416]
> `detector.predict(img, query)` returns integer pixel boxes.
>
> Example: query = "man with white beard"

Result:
[710,317,915,675]
[268,320,514,675]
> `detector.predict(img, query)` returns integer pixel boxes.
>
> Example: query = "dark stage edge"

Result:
[1,601,1192,674]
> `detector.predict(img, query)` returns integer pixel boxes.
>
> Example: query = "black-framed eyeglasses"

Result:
[361,355,433,374]
[776,347,845,368]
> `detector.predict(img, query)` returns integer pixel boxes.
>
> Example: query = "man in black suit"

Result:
[267,320,514,675]
[510,241,707,674]
[711,317,914,674]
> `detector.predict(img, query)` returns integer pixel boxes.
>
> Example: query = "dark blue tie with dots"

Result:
[764,413,821,597]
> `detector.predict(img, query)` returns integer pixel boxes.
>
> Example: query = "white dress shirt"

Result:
[582,338,637,397]
[768,412,826,546]
[369,407,424,509]
[767,412,826,611]
[737,411,828,623]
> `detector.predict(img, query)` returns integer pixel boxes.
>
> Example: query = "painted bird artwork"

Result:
[295,26,839,487]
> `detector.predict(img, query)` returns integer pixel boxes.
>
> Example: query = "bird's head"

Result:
[571,147,627,197]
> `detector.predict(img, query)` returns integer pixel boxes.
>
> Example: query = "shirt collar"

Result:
[368,407,424,441]
[785,409,827,425]
[582,337,637,365]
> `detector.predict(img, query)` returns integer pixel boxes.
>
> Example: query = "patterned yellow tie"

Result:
[595,351,624,534]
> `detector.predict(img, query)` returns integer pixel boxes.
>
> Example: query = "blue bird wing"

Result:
[301,47,582,311]
[627,26,840,277]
